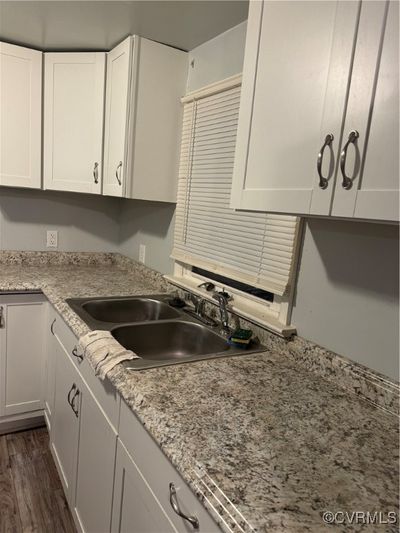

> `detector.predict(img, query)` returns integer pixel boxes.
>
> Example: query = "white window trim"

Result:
[165,262,297,338]
[168,74,302,338]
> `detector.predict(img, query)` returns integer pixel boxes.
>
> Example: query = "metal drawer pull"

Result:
[72,346,84,362]
[115,161,122,185]
[93,162,99,184]
[50,318,56,335]
[317,133,334,189]
[0,306,4,328]
[70,388,80,418]
[67,384,76,406]
[169,483,199,529]
[340,130,359,190]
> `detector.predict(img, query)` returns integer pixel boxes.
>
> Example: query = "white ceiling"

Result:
[0,1,249,52]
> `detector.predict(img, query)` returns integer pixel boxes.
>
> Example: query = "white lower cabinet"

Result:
[51,334,81,502]
[44,305,58,430]
[48,307,220,533]
[74,384,117,533]
[0,294,46,428]
[49,312,117,533]
[116,400,221,533]
[112,440,177,533]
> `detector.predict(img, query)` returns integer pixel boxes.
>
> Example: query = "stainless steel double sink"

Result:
[66,295,264,370]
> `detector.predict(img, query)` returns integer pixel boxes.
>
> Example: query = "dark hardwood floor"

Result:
[0,426,76,533]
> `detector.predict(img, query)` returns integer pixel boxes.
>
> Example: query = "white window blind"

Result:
[172,82,300,297]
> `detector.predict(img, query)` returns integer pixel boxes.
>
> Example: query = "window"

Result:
[192,267,274,302]
[168,75,301,334]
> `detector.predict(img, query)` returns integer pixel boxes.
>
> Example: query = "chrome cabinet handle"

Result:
[115,161,122,185]
[169,483,199,529]
[340,130,359,190]
[70,388,80,418]
[0,306,4,328]
[317,133,334,189]
[67,384,76,406]
[50,318,56,335]
[93,162,99,184]
[72,346,83,362]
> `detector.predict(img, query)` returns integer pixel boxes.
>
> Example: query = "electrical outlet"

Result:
[46,230,58,248]
[139,244,146,264]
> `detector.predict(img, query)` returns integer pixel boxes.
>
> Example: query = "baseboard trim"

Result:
[0,411,46,435]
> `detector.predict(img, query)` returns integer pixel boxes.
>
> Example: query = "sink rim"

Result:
[66,294,265,370]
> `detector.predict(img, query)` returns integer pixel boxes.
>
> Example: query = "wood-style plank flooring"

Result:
[0,426,76,533]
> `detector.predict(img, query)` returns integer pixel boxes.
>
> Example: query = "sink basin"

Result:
[67,294,265,370]
[67,296,180,326]
[112,321,229,362]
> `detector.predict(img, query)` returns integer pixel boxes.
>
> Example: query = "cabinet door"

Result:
[74,386,117,533]
[51,336,81,503]
[230,0,359,215]
[332,0,399,221]
[0,42,42,189]
[111,441,177,533]
[103,37,133,197]
[44,307,58,429]
[0,298,46,416]
[44,53,105,194]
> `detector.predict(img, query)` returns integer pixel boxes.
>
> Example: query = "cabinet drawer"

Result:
[119,400,221,533]
[48,306,120,430]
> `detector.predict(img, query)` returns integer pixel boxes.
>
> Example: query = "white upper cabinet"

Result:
[0,42,42,189]
[103,38,132,197]
[332,0,399,221]
[44,53,105,194]
[231,0,399,223]
[103,36,187,201]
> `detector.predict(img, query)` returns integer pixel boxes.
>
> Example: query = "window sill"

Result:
[164,274,297,338]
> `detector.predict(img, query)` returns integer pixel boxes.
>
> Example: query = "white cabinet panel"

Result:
[51,336,81,503]
[103,37,132,197]
[119,400,221,533]
[0,42,42,189]
[0,295,46,416]
[44,305,58,429]
[333,0,399,222]
[111,441,177,533]
[44,52,105,194]
[128,38,187,202]
[231,1,358,215]
[74,386,117,533]
[103,36,187,200]
[231,0,398,223]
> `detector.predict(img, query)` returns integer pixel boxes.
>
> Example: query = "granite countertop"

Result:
[1,252,398,532]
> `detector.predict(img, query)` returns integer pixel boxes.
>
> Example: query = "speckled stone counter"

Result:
[1,252,399,532]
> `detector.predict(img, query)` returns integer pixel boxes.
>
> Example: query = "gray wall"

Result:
[0,188,120,252]
[292,220,399,380]
[187,21,247,92]
[118,200,176,274]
